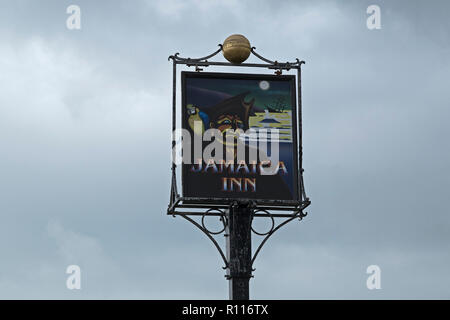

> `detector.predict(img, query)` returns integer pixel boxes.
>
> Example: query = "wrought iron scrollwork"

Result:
[250,47,276,64]
[176,210,229,269]
[251,210,308,268]
[174,205,309,272]
[168,44,223,66]
[201,208,227,235]
[251,210,275,236]
[168,45,305,73]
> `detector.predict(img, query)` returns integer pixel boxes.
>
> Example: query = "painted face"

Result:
[212,114,245,146]
[214,115,244,133]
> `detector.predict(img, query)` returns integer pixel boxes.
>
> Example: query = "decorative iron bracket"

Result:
[172,200,310,272]
[169,44,305,73]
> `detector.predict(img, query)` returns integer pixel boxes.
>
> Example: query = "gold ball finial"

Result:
[222,34,251,64]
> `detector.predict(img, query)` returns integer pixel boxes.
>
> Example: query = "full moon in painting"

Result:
[259,80,270,90]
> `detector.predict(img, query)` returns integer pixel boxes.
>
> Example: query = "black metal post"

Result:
[226,203,252,300]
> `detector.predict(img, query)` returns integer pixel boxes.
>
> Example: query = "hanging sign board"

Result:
[181,71,299,203]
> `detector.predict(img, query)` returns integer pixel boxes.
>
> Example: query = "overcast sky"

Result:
[0,0,449,299]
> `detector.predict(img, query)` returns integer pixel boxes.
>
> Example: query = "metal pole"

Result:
[226,203,252,300]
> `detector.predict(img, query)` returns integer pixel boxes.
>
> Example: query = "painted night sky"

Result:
[186,77,293,111]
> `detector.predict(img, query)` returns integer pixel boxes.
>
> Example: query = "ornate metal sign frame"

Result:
[167,44,311,293]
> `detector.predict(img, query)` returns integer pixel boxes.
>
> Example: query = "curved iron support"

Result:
[177,214,229,269]
[250,47,277,64]
[251,211,307,267]
[250,47,305,70]
[168,45,305,72]
[250,47,305,68]
[168,44,223,63]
